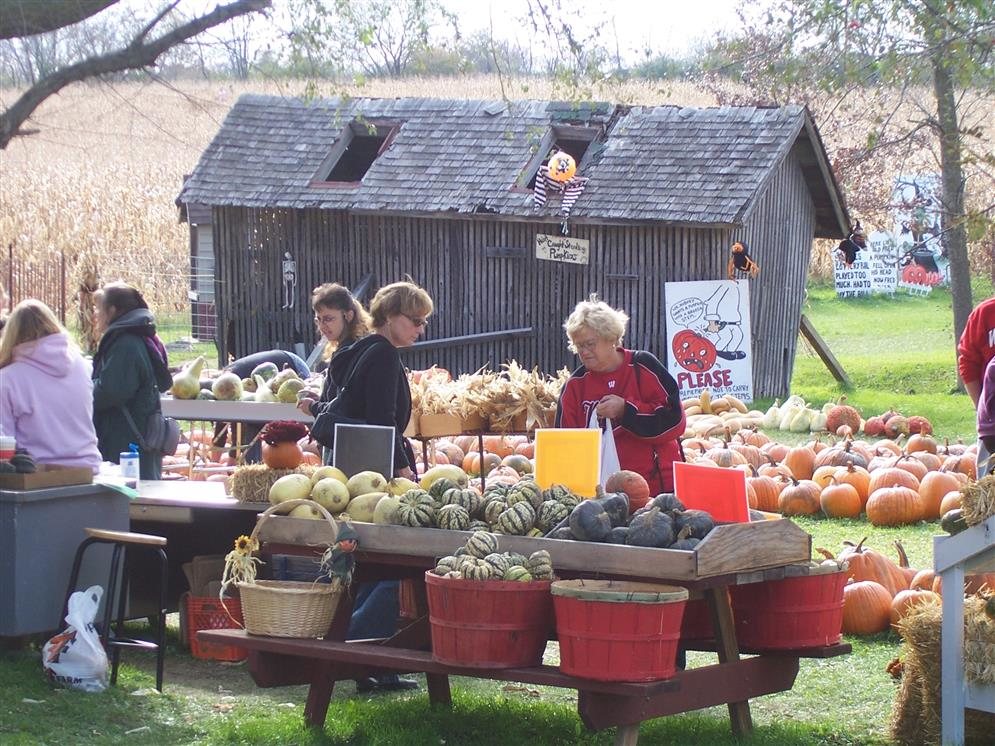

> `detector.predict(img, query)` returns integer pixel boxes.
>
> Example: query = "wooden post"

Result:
[798,314,851,387]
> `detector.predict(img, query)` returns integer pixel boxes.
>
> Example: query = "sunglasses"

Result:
[404,314,429,328]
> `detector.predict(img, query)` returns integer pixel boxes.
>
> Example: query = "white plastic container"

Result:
[119,451,140,481]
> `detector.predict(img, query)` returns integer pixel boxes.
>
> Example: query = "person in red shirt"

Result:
[555,296,686,494]
[957,295,995,406]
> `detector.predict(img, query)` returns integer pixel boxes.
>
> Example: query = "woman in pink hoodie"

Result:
[0,299,102,472]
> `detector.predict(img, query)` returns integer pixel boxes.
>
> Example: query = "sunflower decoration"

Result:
[220,533,264,597]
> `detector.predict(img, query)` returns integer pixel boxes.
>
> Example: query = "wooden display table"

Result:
[199,517,851,744]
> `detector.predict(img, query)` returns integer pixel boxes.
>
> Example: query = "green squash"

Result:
[568,500,611,542]
[625,506,674,548]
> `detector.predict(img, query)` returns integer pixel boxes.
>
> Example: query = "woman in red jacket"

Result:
[555,296,686,494]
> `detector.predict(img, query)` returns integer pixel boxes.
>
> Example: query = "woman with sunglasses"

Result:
[310,280,432,694]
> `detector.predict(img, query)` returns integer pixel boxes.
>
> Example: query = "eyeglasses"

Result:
[404,314,429,328]
[314,314,342,326]
[573,338,601,352]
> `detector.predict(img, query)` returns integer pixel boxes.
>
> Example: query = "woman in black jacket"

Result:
[307,282,429,477]
[91,282,173,480]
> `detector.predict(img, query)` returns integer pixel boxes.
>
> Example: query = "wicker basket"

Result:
[235,499,345,638]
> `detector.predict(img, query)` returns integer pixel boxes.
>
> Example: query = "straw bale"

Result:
[960,475,995,526]
[964,595,995,685]
[890,598,995,744]
[229,464,317,504]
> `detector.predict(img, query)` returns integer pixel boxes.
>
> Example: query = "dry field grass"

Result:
[1,75,992,319]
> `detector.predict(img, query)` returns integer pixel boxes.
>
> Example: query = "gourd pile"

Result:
[383,475,584,536]
[430,531,554,582]
[548,492,718,549]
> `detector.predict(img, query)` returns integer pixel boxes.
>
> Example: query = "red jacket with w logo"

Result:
[555,348,686,494]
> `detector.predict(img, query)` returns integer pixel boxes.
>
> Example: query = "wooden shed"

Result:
[177,95,849,399]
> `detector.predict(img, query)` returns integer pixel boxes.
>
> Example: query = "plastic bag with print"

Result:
[42,585,108,692]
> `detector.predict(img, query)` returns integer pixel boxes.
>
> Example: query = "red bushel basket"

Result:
[425,571,553,668]
[729,569,846,650]
[551,580,688,682]
[187,596,246,662]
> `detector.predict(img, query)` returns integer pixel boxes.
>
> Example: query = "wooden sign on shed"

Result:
[535,234,589,265]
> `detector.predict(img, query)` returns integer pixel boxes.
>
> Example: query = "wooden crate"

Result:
[0,464,93,491]
[254,517,812,581]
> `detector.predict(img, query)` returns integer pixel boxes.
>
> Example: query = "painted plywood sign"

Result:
[535,234,589,265]
[665,280,753,403]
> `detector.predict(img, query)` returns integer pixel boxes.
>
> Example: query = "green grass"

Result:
[781,284,986,442]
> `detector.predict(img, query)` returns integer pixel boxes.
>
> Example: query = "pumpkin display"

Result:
[812,464,841,489]
[782,445,816,480]
[889,454,928,482]
[867,466,920,495]
[437,504,471,531]
[482,435,514,458]
[866,486,922,527]
[506,480,544,510]
[397,490,436,527]
[910,569,936,591]
[464,531,500,559]
[889,588,940,630]
[777,477,822,516]
[813,438,868,470]
[746,470,785,512]
[906,415,933,435]
[820,480,862,519]
[536,500,570,532]
[462,451,501,477]
[938,489,962,515]
[842,580,893,635]
[496,501,536,535]
[825,396,862,434]
[942,453,977,480]
[703,442,749,469]
[604,470,651,512]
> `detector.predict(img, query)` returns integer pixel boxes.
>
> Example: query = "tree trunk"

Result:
[931,43,973,372]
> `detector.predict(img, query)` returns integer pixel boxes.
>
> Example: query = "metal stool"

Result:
[62,528,168,691]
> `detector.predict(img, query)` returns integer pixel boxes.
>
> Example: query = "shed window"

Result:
[314,120,399,184]
[517,125,601,189]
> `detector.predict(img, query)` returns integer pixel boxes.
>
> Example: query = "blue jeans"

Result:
[346,581,399,640]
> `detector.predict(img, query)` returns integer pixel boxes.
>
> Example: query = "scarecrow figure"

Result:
[835,222,867,267]
[533,150,589,235]
[323,523,359,586]
[699,282,746,361]
[727,241,760,280]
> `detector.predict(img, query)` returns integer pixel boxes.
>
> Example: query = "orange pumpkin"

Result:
[735,427,770,448]
[758,456,793,480]
[833,463,871,509]
[867,466,920,495]
[483,436,514,458]
[463,451,501,477]
[760,441,789,463]
[262,441,303,470]
[813,439,868,470]
[501,454,534,475]
[777,477,821,516]
[909,450,942,472]
[746,470,786,512]
[918,470,963,521]
[435,441,466,467]
[827,537,909,597]
[820,479,862,519]
[889,454,928,482]
[301,451,322,466]
[782,445,816,480]
[893,540,918,586]
[866,486,922,527]
[938,489,962,515]
[453,435,477,454]
[604,470,651,512]
[889,589,940,630]
[943,453,977,480]
[514,441,535,458]
[842,580,893,635]
[905,433,938,454]
[703,442,748,469]
[910,568,936,591]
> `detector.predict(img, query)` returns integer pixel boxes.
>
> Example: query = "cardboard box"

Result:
[418,413,464,438]
[0,464,93,491]
[403,412,420,438]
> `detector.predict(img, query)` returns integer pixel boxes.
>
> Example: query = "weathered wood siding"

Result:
[737,146,815,397]
[213,191,807,398]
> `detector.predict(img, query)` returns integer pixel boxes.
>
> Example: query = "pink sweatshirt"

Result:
[0,332,102,472]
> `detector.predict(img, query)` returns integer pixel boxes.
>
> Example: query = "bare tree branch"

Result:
[0,0,119,40]
[1,0,270,148]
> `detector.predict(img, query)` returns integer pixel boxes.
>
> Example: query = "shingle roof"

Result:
[178,95,846,234]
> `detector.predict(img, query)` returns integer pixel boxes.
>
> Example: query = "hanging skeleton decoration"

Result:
[835,221,866,267]
[533,150,589,235]
[728,241,760,280]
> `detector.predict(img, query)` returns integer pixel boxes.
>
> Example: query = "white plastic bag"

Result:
[42,585,108,692]
[588,408,621,485]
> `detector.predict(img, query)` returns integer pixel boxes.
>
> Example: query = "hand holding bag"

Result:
[120,405,180,456]
[588,408,621,486]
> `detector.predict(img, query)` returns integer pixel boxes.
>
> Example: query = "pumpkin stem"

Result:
[815,547,836,561]
[894,540,912,569]
[842,536,869,552]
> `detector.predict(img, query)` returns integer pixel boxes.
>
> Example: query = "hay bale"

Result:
[890,597,995,745]
[964,595,995,685]
[960,475,995,526]
[229,464,317,503]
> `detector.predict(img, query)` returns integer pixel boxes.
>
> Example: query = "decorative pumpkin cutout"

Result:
[672,329,717,372]
[546,150,576,183]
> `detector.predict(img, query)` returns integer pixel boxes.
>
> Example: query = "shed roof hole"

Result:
[527,134,595,189]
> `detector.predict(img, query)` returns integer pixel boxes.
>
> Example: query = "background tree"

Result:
[708,0,994,351]
[0,0,271,148]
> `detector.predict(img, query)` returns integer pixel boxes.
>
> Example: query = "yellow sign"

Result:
[535,234,589,265]
[533,428,600,498]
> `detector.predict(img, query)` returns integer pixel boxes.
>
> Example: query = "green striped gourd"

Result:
[483,497,509,525]
[434,555,461,575]
[483,552,511,576]
[536,500,569,531]
[437,504,471,531]
[496,501,535,535]
[503,565,533,582]
[507,480,544,510]
[468,519,490,532]
[464,531,500,559]
[527,550,553,580]
[397,490,435,527]
[505,551,528,567]
[441,487,482,516]
[429,477,460,503]
[460,557,496,580]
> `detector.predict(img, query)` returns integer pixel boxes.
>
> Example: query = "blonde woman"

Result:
[0,299,102,472]
[555,295,685,493]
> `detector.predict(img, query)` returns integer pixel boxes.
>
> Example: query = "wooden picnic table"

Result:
[199,518,851,745]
